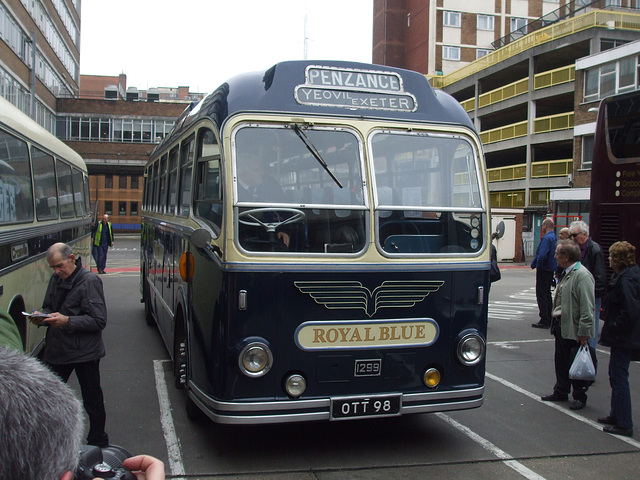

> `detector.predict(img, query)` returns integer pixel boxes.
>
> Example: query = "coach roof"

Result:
[152,60,474,157]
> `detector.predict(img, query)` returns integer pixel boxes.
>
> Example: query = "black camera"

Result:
[74,444,136,480]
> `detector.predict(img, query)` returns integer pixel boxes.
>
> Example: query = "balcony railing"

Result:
[488,164,527,182]
[487,159,572,182]
[429,10,640,90]
[533,112,574,133]
[534,65,576,90]
[531,159,574,177]
[478,78,529,108]
[480,121,528,144]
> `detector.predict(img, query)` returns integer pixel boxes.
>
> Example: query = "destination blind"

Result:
[295,66,417,112]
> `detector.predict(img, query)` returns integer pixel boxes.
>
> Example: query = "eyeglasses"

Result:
[569,233,579,239]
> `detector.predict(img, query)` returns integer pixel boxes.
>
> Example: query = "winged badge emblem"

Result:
[294,280,445,318]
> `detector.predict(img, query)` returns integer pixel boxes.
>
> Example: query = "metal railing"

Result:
[534,65,576,90]
[533,112,574,133]
[487,159,573,182]
[480,121,528,144]
[430,10,640,89]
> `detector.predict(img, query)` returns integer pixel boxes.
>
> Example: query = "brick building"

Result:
[56,77,204,230]
[373,0,575,77]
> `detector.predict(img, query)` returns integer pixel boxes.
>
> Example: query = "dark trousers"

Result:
[609,347,633,428]
[96,244,109,271]
[535,269,554,325]
[47,360,109,446]
[552,326,590,402]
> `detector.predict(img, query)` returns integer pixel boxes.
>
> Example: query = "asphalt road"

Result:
[80,236,640,480]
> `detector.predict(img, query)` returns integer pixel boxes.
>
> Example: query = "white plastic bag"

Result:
[569,345,596,381]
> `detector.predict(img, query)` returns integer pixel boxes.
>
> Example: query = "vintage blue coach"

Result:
[141,60,490,424]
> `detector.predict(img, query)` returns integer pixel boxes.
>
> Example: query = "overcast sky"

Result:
[80,0,374,93]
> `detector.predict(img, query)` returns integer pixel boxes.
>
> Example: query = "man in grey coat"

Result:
[30,242,109,447]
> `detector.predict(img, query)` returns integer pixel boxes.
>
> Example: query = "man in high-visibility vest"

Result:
[93,214,113,274]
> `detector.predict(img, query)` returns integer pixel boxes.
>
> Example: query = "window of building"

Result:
[104,201,113,215]
[443,46,461,61]
[584,56,639,102]
[582,135,594,170]
[477,15,494,31]
[119,201,127,216]
[118,175,127,189]
[584,69,599,100]
[600,62,617,99]
[105,175,113,188]
[443,11,461,28]
[130,201,138,216]
[606,0,622,6]
[131,176,139,190]
[619,56,636,91]
[510,17,527,34]
[601,39,628,51]
[477,49,492,59]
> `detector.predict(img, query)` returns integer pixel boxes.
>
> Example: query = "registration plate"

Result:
[331,394,401,420]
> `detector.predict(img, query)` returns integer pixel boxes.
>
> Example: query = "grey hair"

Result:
[46,242,73,262]
[557,238,581,263]
[0,346,84,480]
[569,220,589,236]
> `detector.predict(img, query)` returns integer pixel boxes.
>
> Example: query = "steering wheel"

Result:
[238,207,306,233]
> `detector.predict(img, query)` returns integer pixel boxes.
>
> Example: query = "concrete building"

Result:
[375,1,640,259]
[0,0,206,230]
[0,0,80,131]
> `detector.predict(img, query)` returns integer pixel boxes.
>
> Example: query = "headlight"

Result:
[238,341,273,377]
[284,374,307,398]
[457,333,485,366]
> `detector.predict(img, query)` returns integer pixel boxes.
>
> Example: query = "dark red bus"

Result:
[590,90,640,268]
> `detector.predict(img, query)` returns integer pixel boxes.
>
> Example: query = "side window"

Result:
[0,128,34,224]
[193,127,222,232]
[72,168,86,216]
[151,162,159,212]
[167,147,179,215]
[178,137,194,217]
[83,176,90,215]
[57,162,74,218]
[32,147,58,220]
[158,154,168,213]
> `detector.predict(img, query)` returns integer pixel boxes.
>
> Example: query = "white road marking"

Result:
[153,359,186,479]
[436,413,548,480]
[486,371,640,449]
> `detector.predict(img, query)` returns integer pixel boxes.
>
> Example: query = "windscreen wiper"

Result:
[292,124,343,188]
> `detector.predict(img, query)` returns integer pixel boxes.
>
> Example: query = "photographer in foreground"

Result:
[0,345,165,480]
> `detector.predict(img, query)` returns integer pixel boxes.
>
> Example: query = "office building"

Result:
[1,0,204,230]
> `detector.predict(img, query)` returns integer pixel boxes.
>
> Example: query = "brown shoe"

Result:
[597,416,617,425]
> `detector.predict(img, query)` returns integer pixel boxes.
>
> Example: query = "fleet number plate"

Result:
[331,394,401,420]
[354,359,381,377]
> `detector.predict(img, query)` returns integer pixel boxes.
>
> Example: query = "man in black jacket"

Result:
[569,220,607,349]
[30,242,109,447]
